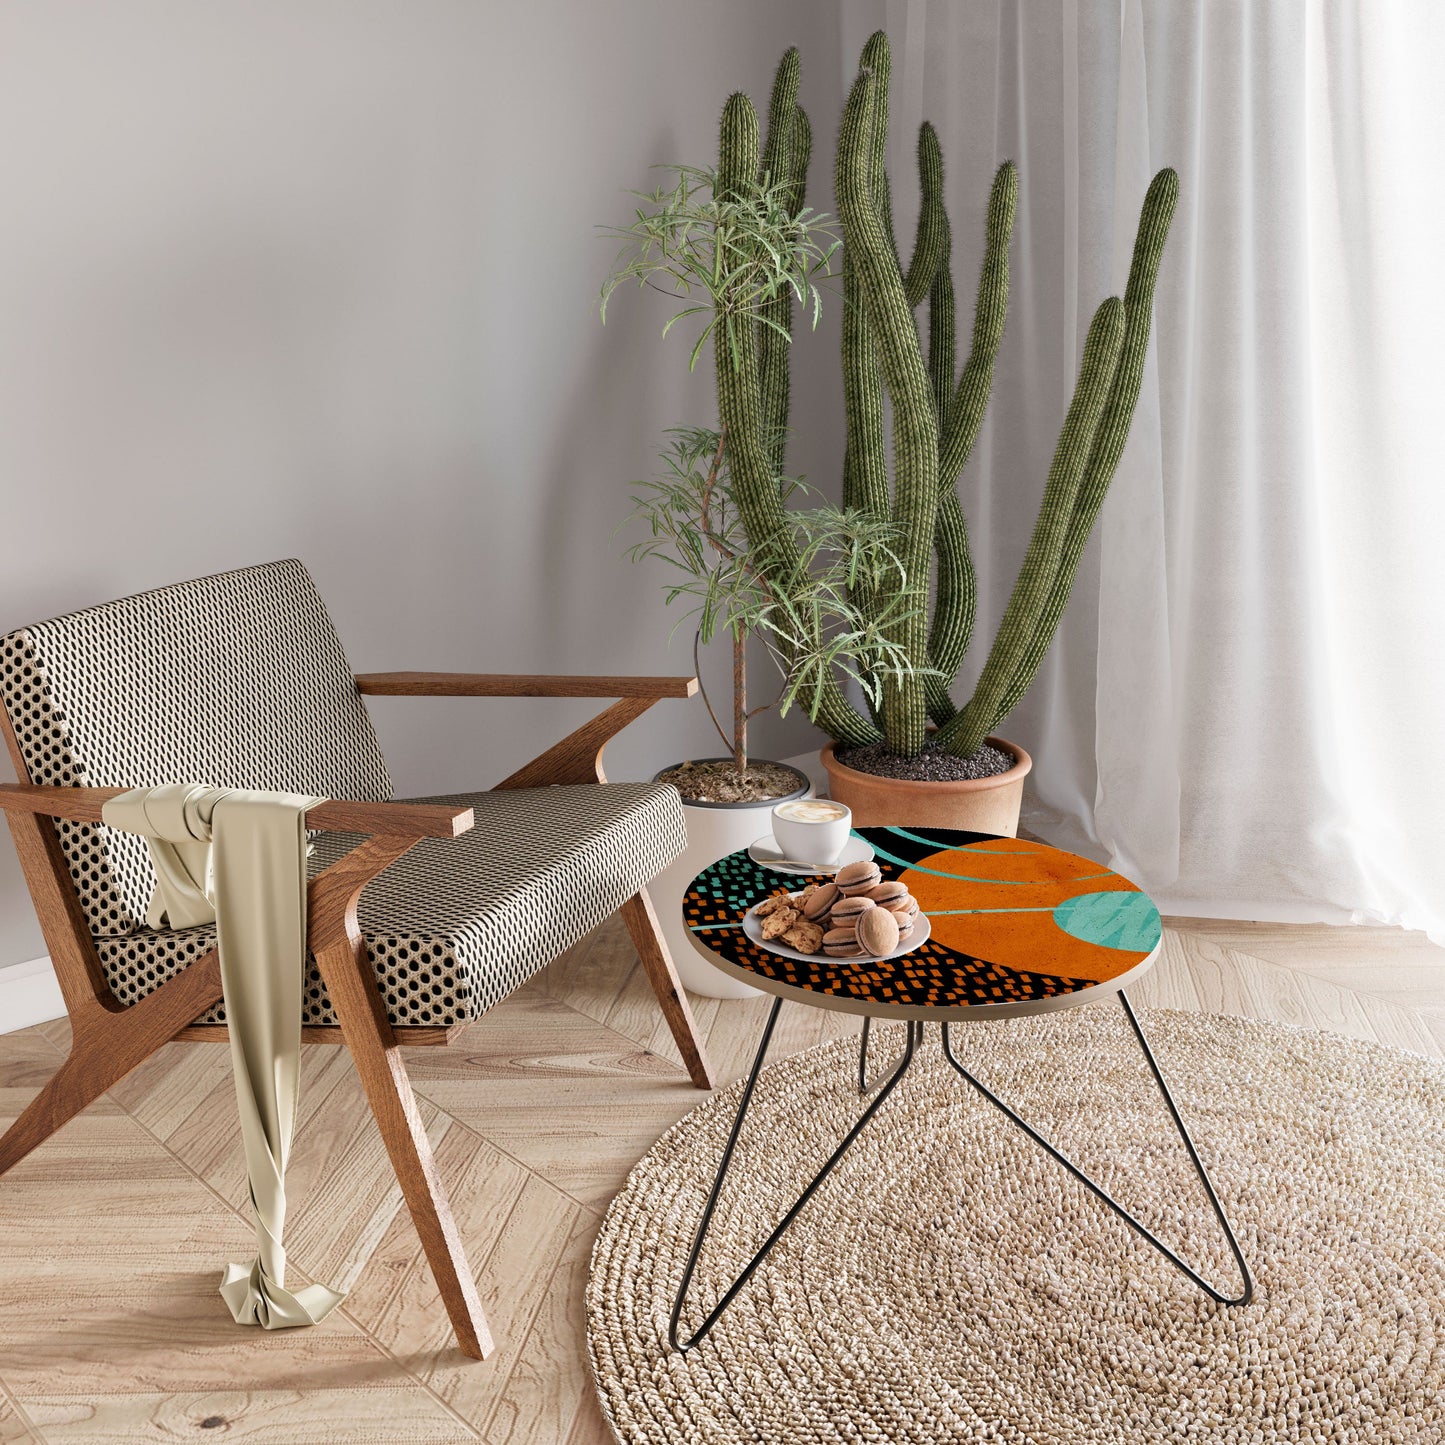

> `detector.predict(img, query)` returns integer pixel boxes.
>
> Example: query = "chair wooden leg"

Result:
[620,889,714,1091]
[0,952,224,1178]
[311,930,494,1361]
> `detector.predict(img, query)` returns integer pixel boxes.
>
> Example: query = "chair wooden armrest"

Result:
[355,672,697,700]
[0,784,474,839]
[353,671,699,790]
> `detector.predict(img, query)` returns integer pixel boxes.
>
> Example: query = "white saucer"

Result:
[743,898,930,965]
[747,834,875,877]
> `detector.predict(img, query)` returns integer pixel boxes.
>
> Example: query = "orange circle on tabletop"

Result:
[890,835,1155,985]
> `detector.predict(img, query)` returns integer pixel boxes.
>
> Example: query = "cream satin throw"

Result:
[102,783,344,1329]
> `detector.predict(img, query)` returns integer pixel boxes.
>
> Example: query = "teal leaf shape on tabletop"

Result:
[1052,891,1162,953]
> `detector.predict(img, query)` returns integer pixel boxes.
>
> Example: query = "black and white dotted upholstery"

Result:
[1,559,393,935]
[1,561,686,1027]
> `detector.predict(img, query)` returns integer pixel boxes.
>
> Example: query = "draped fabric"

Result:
[841,0,1445,936]
[102,784,344,1329]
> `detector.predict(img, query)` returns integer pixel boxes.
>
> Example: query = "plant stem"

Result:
[693,629,736,758]
[733,628,747,773]
[698,421,750,773]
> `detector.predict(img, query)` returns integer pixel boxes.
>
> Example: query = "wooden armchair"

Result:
[0,560,712,1361]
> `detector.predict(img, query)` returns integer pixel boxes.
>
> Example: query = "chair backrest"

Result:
[0,559,393,936]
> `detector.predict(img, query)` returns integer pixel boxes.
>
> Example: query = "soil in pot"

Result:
[835,738,1015,783]
[657,758,804,805]
[650,757,809,1001]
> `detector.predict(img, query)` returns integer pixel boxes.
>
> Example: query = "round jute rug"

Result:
[587,1009,1445,1443]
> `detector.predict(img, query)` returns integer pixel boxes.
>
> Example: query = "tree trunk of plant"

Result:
[732,628,747,775]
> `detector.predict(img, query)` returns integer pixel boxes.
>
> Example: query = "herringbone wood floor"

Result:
[0,914,1442,1443]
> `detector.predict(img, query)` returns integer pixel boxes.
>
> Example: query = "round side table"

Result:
[670,825,1253,1353]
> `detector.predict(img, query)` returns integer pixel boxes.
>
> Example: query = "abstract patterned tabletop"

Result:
[683,827,1163,1021]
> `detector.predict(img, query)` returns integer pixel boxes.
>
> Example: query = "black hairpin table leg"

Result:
[941,990,1253,1305]
[670,999,920,1353]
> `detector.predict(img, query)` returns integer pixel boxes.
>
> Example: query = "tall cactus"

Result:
[712,35,1177,758]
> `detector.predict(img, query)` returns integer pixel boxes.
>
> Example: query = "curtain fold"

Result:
[841,0,1445,937]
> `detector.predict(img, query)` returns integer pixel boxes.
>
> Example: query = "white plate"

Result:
[743,896,931,966]
[747,834,876,877]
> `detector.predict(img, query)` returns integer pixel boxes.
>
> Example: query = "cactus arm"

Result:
[927,224,956,420]
[939,298,1126,756]
[922,162,1016,725]
[983,167,1180,734]
[840,33,899,662]
[921,134,960,725]
[758,51,801,473]
[759,47,799,189]
[836,67,939,755]
[838,53,889,540]
[840,259,889,519]
[924,490,971,726]
[903,123,947,310]
[938,162,1018,491]
[785,103,811,218]
[858,31,898,263]
[717,89,759,198]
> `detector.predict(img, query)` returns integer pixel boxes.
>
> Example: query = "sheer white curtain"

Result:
[840,1,1445,935]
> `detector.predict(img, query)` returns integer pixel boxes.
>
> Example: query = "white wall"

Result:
[0,1,847,965]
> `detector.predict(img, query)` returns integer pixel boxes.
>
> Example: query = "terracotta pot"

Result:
[820,736,1032,836]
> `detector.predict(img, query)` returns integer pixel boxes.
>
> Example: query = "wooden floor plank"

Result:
[343,1123,530,1340]
[1162,931,1269,1018]
[416,1076,693,1213]
[407,988,677,1088]
[0,1123,409,1396]
[421,1177,581,1422]
[105,1040,233,1137]
[483,1210,601,1445]
[19,1390,479,1443]
[0,1391,40,1445]
[1129,935,1203,1011]
[565,1390,616,1445]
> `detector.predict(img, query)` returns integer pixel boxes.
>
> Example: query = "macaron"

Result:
[829,895,876,929]
[867,880,910,907]
[857,906,901,957]
[885,895,920,923]
[801,881,841,922]
[822,928,864,957]
[835,859,884,896]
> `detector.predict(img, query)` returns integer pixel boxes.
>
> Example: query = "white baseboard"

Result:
[0,956,65,1035]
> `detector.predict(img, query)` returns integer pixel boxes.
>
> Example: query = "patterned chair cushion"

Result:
[94,784,686,1028]
[0,559,394,937]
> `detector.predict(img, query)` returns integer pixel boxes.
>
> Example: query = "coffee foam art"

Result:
[773,799,849,823]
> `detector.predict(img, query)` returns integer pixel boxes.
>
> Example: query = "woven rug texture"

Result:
[587,1009,1445,1443]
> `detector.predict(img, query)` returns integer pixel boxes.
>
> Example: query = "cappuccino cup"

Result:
[771,797,852,867]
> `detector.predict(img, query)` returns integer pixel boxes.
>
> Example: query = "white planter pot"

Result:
[649,760,811,1000]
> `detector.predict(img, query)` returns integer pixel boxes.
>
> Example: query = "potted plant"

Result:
[605,33,1177,844]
